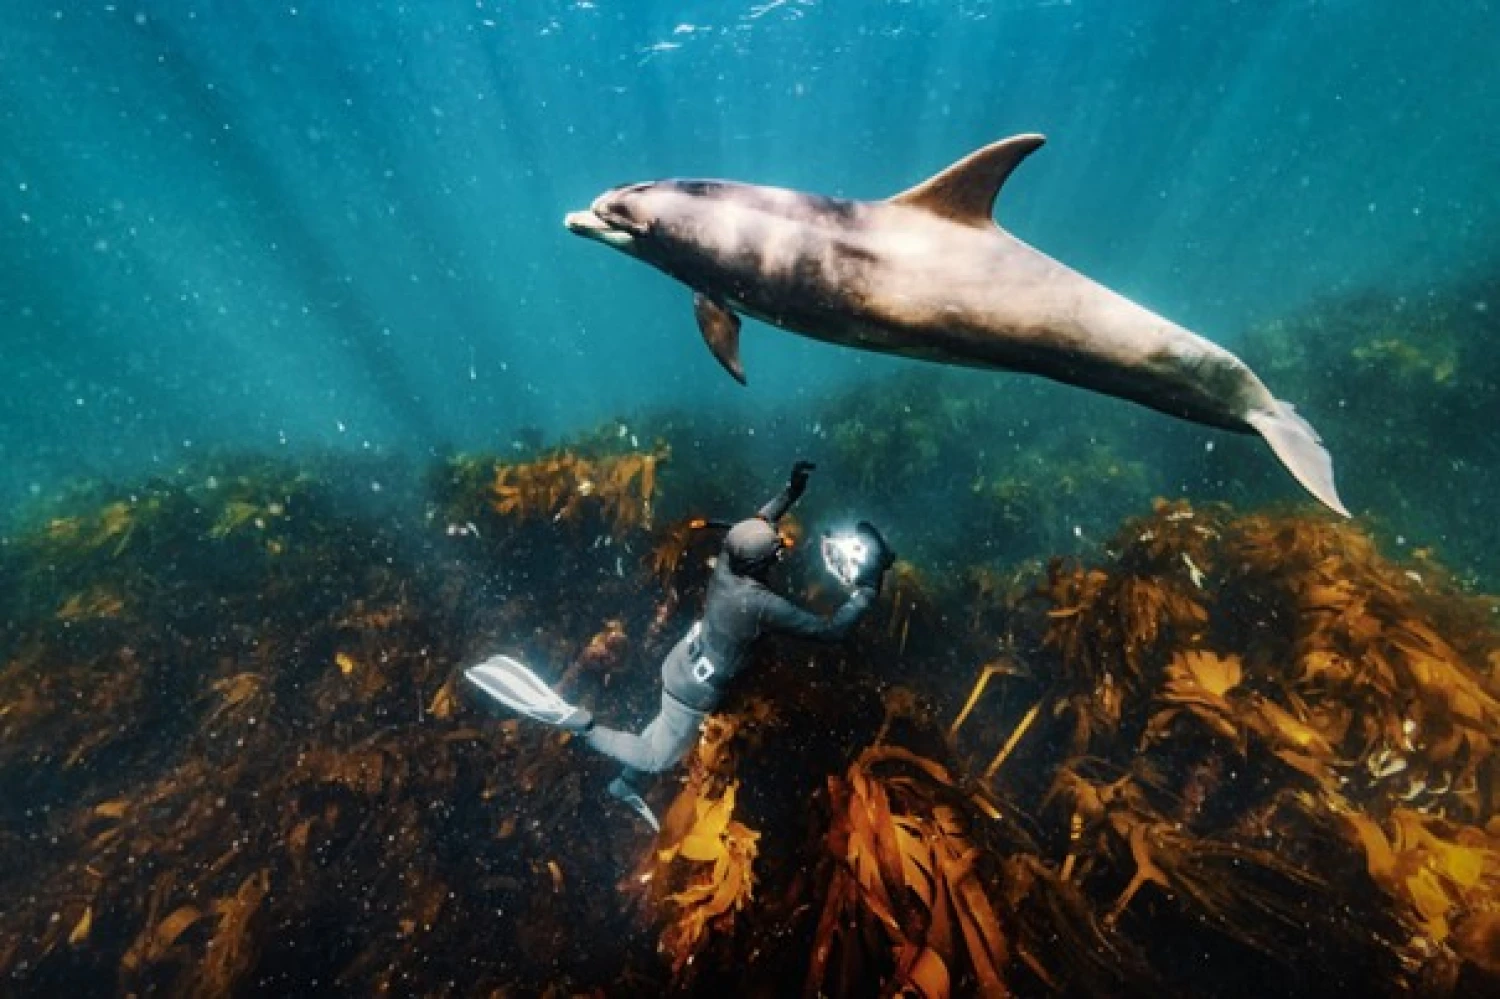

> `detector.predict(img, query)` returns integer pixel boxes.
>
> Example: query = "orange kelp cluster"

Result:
[624,697,793,978]
[485,445,668,536]
[992,501,1500,992]
[0,449,692,994]
[809,746,1011,997]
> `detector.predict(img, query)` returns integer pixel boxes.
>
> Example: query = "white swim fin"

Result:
[463,655,593,731]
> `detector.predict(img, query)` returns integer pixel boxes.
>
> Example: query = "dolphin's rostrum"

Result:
[564,134,1348,517]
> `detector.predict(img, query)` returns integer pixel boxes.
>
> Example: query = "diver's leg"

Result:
[607,767,662,832]
[584,705,670,772]
[584,690,705,774]
[610,766,648,799]
[600,694,705,832]
[583,726,655,772]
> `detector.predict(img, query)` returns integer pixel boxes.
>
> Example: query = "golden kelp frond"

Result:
[630,704,778,979]
[1242,695,1340,779]
[648,517,699,584]
[809,746,1011,998]
[549,617,631,693]
[650,780,760,973]
[1145,649,1245,748]
[1048,762,1326,959]
[87,500,141,554]
[1041,562,1116,678]
[1223,515,1500,816]
[120,863,266,990]
[38,495,164,560]
[1175,648,1243,698]
[203,672,267,729]
[489,445,669,536]
[55,588,125,622]
[120,900,204,978]
[293,745,404,798]
[1116,573,1208,673]
[689,710,752,783]
[1041,559,1206,694]
[1338,804,1500,947]
[191,869,271,995]
[427,676,460,719]
[207,498,288,539]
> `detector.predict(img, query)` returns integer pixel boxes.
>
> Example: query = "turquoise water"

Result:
[3,1,1496,513]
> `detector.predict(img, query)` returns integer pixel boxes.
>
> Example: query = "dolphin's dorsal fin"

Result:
[888,133,1046,226]
[694,292,746,385]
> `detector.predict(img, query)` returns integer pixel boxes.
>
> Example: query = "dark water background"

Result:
[3,0,1497,524]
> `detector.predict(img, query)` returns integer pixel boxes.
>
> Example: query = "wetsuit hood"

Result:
[723,517,781,575]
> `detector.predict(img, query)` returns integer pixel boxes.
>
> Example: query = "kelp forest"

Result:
[3,275,1500,996]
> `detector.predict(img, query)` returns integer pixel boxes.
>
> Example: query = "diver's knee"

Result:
[636,752,676,774]
[641,740,695,773]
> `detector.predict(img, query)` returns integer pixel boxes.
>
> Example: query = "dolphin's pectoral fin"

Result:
[693,293,746,385]
[889,133,1047,227]
[1247,401,1350,518]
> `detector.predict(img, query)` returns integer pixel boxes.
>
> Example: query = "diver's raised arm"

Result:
[757,460,816,522]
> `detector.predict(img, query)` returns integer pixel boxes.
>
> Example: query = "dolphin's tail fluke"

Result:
[1247,401,1349,518]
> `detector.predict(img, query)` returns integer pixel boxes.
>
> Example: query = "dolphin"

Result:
[563,134,1348,517]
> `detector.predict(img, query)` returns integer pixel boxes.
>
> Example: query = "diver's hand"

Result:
[787,460,817,502]
[852,521,896,592]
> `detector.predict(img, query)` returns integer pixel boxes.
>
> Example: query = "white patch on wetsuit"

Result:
[685,621,718,683]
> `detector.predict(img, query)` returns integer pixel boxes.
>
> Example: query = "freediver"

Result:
[463,461,896,830]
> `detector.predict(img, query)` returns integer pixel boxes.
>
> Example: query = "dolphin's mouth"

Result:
[563,208,638,248]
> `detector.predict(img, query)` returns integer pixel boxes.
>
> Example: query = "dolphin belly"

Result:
[720,221,1263,434]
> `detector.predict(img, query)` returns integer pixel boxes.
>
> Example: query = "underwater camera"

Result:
[821,530,872,588]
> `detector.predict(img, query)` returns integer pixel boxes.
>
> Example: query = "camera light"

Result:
[821,532,870,587]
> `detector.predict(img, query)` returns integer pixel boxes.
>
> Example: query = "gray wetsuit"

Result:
[583,487,875,776]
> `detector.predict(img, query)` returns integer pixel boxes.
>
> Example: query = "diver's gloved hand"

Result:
[786,460,817,503]
[852,520,896,592]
